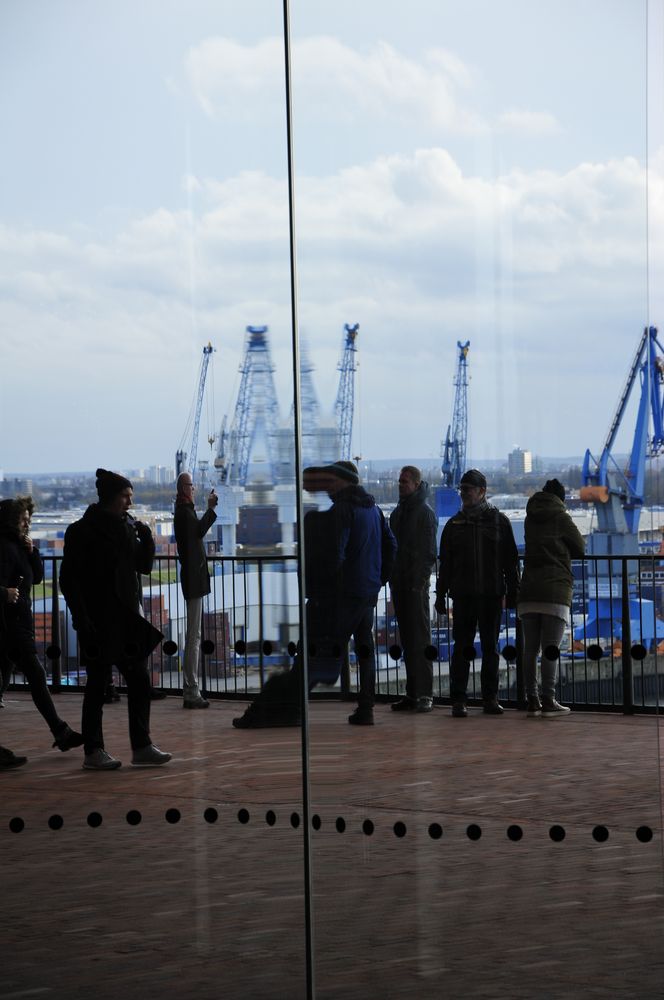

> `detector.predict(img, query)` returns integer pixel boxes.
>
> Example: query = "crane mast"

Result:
[334,323,359,461]
[434,341,470,520]
[214,326,280,486]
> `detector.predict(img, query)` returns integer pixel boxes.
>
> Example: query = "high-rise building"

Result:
[508,447,532,475]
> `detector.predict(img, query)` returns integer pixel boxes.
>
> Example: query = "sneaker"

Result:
[183,696,209,709]
[348,708,375,726]
[483,699,504,715]
[131,744,172,767]
[415,696,434,713]
[452,702,468,718]
[83,749,122,770]
[526,696,542,718]
[0,745,27,768]
[391,697,415,712]
[541,698,571,718]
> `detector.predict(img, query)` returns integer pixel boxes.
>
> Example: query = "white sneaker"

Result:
[131,744,172,767]
[541,699,571,718]
[83,748,122,770]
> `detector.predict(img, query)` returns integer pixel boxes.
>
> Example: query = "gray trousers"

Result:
[182,596,203,699]
[520,612,566,700]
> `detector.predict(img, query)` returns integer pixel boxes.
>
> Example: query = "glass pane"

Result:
[0,3,308,996]
[290,0,664,996]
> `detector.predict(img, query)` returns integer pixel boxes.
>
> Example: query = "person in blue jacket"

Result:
[233,461,395,728]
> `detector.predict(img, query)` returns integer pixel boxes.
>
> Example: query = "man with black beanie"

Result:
[435,469,520,717]
[59,469,172,769]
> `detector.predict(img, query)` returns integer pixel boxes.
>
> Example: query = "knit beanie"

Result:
[96,468,132,502]
[459,468,487,488]
[543,478,565,502]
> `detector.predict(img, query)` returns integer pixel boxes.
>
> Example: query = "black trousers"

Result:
[249,595,377,716]
[391,586,433,700]
[4,631,65,736]
[450,596,503,703]
[82,656,152,754]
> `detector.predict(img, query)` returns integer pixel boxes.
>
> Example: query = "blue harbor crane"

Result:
[175,342,214,484]
[214,326,281,486]
[334,323,359,461]
[435,340,470,519]
[581,326,664,557]
[292,340,322,469]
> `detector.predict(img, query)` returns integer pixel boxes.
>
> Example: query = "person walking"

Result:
[59,469,172,769]
[435,469,520,717]
[174,472,218,709]
[389,466,437,713]
[518,479,585,717]
[0,496,83,755]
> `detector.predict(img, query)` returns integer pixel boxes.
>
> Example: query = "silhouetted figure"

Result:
[0,496,82,754]
[389,466,437,713]
[435,469,520,717]
[518,479,584,717]
[60,469,171,770]
[174,472,218,708]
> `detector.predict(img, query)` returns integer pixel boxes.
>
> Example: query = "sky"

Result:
[1,0,663,475]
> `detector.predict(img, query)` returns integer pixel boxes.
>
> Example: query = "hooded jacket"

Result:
[59,504,162,662]
[174,501,217,600]
[519,491,585,607]
[306,484,392,601]
[389,481,437,590]
[0,524,44,644]
[436,500,520,603]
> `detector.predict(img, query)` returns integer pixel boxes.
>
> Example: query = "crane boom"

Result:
[176,342,214,484]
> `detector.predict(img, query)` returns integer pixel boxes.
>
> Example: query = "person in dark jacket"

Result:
[518,479,585,718]
[174,472,218,708]
[59,469,171,770]
[233,461,395,728]
[0,496,82,758]
[435,469,520,717]
[389,466,437,713]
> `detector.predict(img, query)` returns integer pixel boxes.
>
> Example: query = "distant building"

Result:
[146,465,175,485]
[508,447,532,476]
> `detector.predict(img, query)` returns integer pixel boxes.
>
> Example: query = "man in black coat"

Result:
[435,469,520,717]
[389,466,438,713]
[174,472,218,708]
[60,469,171,769]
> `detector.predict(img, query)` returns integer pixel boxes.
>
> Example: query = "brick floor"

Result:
[2,692,664,999]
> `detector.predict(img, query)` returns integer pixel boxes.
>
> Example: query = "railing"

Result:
[9,553,664,714]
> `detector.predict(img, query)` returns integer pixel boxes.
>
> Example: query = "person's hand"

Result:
[5,587,19,604]
[23,535,33,552]
[208,489,218,509]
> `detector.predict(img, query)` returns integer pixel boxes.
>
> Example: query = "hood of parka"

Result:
[525,491,566,523]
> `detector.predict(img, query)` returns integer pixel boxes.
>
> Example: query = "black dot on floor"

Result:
[87,812,103,828]
[549,825,566,842]
[507,824,523,841]
[237,808,250,824]
[126,810,142,826]
[165,808,181,824]
[393,821,407,838]
[636,825,653,843]
[48,814,64,831]
[204,808,218,824]
[428,823,443,840]
[265,810,277,826]
[362,819,375,836]
[336,817,346,833]
[290,812,301,829]
[592,825,609,843]
[9,817,24,833]
[466,824,482,841]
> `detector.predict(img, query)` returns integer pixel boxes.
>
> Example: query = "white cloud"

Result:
[1,143,661,470]
[496,109,562,135]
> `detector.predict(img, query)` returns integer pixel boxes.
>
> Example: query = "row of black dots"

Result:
[36,638,651,664]
[5,812,655,842]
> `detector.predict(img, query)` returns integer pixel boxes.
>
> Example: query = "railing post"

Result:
[621,559,634,715]
[258,561,265,687]
[50,557,62,692]
[199,600,208,699]
[514,615,524,706]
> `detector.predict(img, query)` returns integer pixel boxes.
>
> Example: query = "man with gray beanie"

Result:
[435,469,520,717]
[60,469,172,769]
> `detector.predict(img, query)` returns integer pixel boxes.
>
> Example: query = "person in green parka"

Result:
[518,479,585,718]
